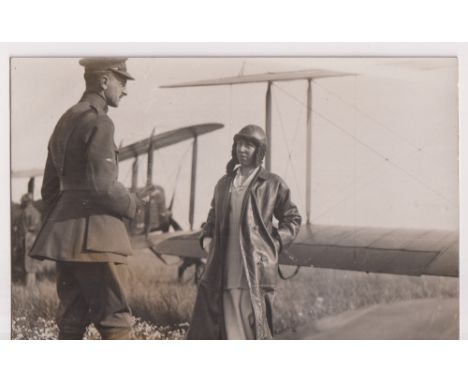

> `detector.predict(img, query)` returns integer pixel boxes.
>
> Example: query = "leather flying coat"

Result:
[30,92,138,263]
[187,167,302,339]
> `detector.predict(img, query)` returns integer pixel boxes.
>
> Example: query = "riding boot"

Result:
[99,328,132,340]
[58,331,85,340]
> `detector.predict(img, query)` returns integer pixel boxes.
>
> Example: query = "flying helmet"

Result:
[233,124,267,148]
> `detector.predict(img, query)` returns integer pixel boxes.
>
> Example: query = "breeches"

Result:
[56,261,133,340]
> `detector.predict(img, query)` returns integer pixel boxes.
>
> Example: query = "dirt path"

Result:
[277,297,458,340]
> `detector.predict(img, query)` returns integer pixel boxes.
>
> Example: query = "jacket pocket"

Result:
[85,214,134,256]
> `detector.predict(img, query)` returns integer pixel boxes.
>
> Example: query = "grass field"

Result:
[11,249,458,339]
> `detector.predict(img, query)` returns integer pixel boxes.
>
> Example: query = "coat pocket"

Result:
[256,251,277,289]
[272,228,282,254]
[85,214,134,256]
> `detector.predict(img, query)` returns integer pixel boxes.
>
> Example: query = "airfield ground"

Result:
[11,250,458,340]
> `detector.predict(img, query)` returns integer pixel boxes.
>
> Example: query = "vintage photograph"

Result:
[10,57,459,339]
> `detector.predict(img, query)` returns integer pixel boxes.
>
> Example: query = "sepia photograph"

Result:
[10,56,459,340]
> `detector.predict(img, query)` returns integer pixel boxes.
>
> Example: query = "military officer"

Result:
[30,58,141,340]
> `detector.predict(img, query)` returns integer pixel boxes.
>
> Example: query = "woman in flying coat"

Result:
[187,124,302,340]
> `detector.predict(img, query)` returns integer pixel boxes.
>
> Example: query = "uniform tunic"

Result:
[30,92,138,339]
[223,166,259,340]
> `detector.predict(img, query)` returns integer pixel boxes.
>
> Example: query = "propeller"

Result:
[169,217,182,231]
[164,166,183,232]
[164,191,183,232]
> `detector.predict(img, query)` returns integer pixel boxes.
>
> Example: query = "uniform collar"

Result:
[80,92,108,113]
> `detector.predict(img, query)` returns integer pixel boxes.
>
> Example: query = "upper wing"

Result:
[160,69,353,88]
[12,168,44,178]
[118,123,223,161]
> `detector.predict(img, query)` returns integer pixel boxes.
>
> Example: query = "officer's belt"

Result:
[52,189,112,220]
[60,180,95,191]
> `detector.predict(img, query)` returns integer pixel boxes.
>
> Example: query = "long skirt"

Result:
[223,289,255,340]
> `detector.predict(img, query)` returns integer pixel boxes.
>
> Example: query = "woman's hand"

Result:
[202,237,212,254]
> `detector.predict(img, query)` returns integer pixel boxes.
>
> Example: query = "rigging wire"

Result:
[311,150,403,223]
[163,141,193,212]
[229,84,233,138]
[313,80,458,174]
[314,172,404,224]
[151,127,172,186]
[272,90,305,213]
[314,81,424,152]
[282,97,305,176]
[272,83,456,208]
[171,142,193,192]
[308,137,428,223]
[309,161,393,224]
[120,157,134,185]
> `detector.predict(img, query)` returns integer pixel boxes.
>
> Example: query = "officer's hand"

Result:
[134,195,147,213]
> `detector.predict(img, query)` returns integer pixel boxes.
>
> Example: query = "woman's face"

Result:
[236,139,257,167]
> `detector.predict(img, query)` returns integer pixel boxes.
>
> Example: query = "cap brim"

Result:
[110,68,135,81]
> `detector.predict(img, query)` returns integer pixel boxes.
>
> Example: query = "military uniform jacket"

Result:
[30,92,138,263]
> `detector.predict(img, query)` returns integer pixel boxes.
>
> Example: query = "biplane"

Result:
[150,67,459,339]
[153,69,458,277]
[11,122,224,279]
[11,64,459,339]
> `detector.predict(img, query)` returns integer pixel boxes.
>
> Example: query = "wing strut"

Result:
[145,129,156,235]
[265,81,272,172]
[306,79,313,225]
[131,157,138,192]
[161,69,352,218]
[189,135,198,231]
[146,128,155,188]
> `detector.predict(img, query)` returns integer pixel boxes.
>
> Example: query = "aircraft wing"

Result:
[130,231,183,251]
[160,69,353,88]
[151,224,458,277]
[12,168,44,178]
[282,225,458,277]
[12,122,224,179]
[118,123,223,161]
[146,231,206,259]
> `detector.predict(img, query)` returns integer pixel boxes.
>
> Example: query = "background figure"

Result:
[29,58,141,340]
[14,193,41,285]
[187,125,302,340]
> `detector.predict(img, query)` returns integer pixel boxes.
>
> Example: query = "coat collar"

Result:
[80,92,108,113]
[227,166,268,182]
[256,166,269,180]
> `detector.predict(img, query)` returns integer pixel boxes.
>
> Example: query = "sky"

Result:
[10,57,458,231]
